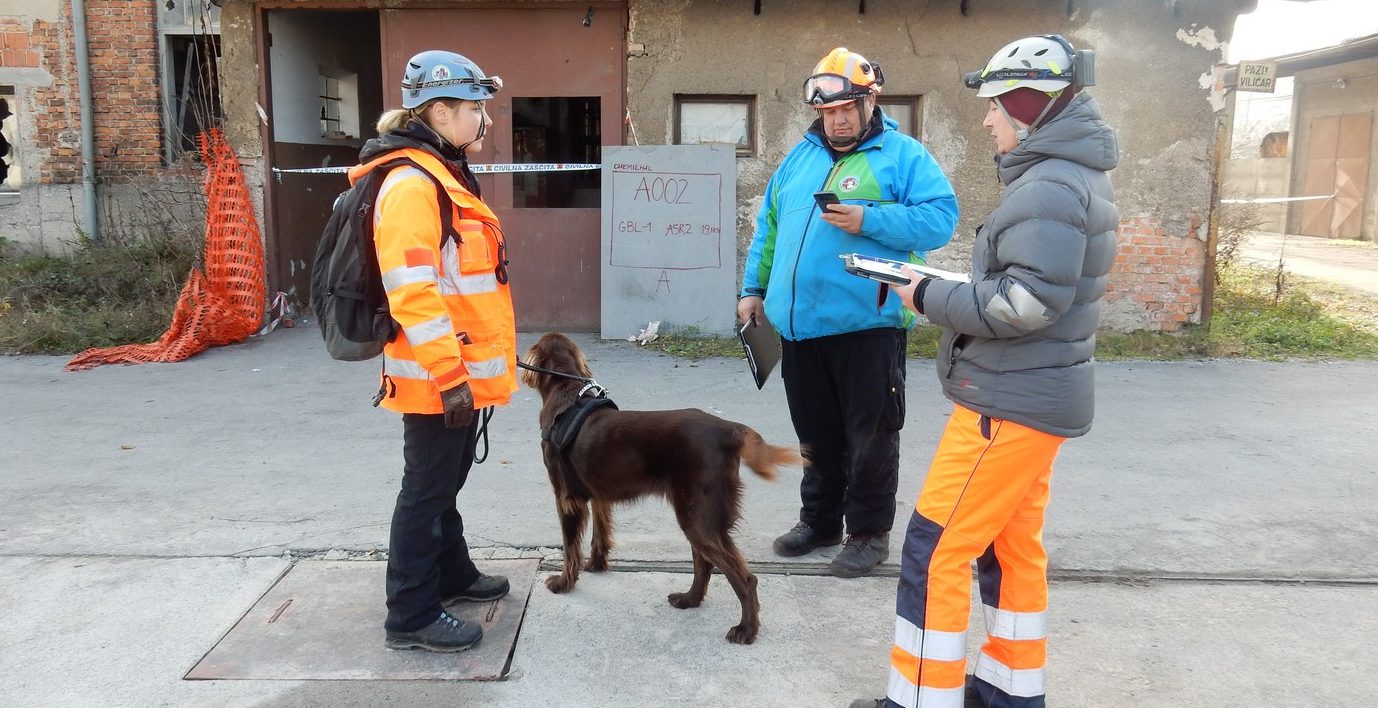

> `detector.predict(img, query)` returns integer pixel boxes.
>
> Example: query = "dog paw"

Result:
[725,623,758,645]
[667,592,703,609]
[585,557,610,573]
[545,574,572,594]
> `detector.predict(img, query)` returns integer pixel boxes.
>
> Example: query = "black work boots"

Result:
[775,523,890,577]
[443,573,510,604]
[828,533,890,578]
[773,521,843,556]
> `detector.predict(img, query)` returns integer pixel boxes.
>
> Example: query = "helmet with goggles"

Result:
[401,50,503,109]
[804,47,885,108]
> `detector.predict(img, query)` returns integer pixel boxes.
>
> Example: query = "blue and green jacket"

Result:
[742,113,958,341]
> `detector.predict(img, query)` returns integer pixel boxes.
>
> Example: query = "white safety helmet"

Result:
[967,35,1076,98]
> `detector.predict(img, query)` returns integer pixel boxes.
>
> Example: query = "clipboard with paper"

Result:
[738,315,781,390]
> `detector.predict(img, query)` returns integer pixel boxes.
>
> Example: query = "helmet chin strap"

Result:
[991,99,1029,143]
[823,97,872,148]
[458,115,487,154]
[993,94,1059,144]
[411,104,487,155]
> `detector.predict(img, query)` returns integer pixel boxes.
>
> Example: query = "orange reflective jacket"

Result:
[347,148,517,414]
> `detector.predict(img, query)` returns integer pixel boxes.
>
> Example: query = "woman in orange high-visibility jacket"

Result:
[852,34,1118,708]
[356,50,517,654]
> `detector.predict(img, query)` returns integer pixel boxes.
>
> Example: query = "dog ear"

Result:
[574,347,593,379]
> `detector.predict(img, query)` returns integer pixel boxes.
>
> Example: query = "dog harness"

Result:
[540,388,618,454]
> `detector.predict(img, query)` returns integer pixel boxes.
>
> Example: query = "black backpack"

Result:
[309,156,457,361]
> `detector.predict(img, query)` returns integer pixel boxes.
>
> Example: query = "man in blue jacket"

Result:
[738,47,958,578]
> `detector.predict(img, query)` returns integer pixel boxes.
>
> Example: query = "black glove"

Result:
[440,381,475,429]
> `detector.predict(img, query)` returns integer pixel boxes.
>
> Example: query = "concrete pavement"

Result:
[1239,231,1378,296]
[2,326,1376,706]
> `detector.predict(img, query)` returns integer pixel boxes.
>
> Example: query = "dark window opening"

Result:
[511,96,601,209]
[319,75,342,137]
[166,34,223,161]
[1,86,17,195]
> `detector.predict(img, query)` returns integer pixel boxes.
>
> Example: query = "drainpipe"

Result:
[71,0,99,242]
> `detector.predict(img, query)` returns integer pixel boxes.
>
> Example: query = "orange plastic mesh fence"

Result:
[66,130,266,371]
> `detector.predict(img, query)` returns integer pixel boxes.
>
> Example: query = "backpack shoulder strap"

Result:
[361,155,461,245]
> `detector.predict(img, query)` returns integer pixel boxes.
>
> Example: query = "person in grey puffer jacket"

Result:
[850,35,1118,708]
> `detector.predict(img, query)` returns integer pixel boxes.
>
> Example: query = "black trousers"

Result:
[384,412,482,632]
[781,328,906,537]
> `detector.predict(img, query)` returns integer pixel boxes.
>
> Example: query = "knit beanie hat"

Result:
[995,87,1075,128]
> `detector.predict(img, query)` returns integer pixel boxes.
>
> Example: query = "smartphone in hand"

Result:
[813,191,841,212]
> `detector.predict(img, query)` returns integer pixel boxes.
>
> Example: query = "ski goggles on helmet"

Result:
[803,73,874,107]
[963,66,1068,90]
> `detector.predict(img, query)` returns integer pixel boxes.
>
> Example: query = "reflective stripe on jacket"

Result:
[347,148,517,414]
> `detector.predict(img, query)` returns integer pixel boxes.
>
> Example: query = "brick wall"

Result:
[1105,215,1207,332]
[29,0,162,185]
[1,20,42,68]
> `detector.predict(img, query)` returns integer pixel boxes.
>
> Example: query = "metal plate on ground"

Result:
[185,559,536,681]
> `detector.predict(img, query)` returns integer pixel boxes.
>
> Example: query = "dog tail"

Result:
[739,426,804,482]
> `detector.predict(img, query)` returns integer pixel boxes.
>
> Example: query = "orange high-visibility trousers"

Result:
[886,404,1065,708]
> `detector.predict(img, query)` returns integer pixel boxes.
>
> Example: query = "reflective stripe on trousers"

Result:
[886,404,1064,708]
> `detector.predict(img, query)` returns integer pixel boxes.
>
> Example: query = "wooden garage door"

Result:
[381,4,626,331]
[1298,112,1371,239]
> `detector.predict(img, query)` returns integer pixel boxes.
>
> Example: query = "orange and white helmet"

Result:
[803,47,885,108]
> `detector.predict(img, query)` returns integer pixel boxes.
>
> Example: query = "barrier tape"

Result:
[272,162,601,177]
[1221,194,1335,205]
[254,291,293,337]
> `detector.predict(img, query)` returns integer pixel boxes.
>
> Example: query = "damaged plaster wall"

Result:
[203,0,1246,330]
[217,0,267,240]
[626,0,1243,330]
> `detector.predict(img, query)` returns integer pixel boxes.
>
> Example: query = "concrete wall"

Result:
[626,0,1244,331]
[1222,156,1290,232]
[1287,56,1378,241]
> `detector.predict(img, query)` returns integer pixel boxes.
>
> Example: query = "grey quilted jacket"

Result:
[919,92,1119,438]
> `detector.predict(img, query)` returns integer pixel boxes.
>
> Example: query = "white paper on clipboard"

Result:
[841,253,971,284]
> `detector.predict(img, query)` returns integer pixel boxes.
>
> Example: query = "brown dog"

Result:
[520,332,802,644]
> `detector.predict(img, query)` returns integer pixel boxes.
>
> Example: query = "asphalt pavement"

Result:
[2,326,1375,707]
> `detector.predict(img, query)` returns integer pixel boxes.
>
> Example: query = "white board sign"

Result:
[600,145,737,339]
[1237,61,1277,93]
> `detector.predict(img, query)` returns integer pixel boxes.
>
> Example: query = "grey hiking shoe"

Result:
[384,610,482,652]
[443,573,510,603]
[828,533,889,577]
[773,521,843,557]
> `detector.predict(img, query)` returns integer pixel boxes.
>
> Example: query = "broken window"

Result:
[163,34,223,162]
[317,68,360,140]
[1,86,18,200]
